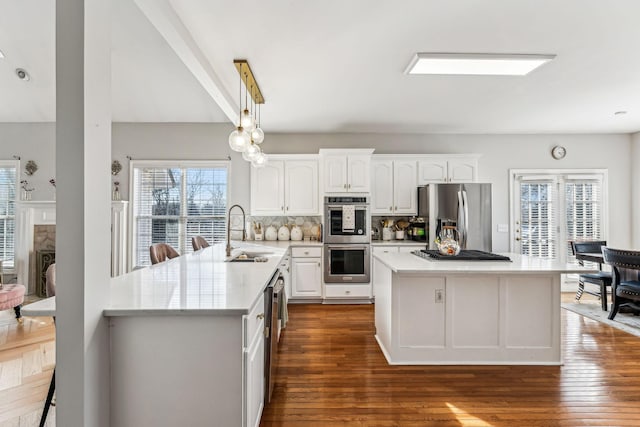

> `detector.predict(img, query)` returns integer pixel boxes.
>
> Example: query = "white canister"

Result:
[265,226,278,241]
[290,225,303,241]
[395,230,405,240]
[278,225,290,241]
[382,227,393,241]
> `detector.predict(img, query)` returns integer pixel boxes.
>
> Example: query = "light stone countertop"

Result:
[105,242,289,317]
[373,251,598,274]
[371,240,427,246]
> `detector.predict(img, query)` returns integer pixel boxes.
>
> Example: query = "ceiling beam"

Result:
[134,0,238,124]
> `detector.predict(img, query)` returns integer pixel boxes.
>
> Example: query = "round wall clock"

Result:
[551,145,566,160]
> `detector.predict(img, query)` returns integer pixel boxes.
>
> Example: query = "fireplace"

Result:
[16,202,56,294]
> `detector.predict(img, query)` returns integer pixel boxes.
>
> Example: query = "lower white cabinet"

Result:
[291,247,322,298]
[245,322,265,427]
[371,244,425,297]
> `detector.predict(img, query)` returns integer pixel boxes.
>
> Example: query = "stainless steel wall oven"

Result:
[323,197,371,283]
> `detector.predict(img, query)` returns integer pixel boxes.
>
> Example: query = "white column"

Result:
[632,132,640,249]
[56,0,112,425]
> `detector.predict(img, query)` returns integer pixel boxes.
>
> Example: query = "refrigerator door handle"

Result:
[457,191,466,248]
[462,190,469,249]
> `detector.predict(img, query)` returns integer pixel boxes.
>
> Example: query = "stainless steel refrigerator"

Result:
[418,183,492,251]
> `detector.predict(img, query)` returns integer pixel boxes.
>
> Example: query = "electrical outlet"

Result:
[435,289,444,303]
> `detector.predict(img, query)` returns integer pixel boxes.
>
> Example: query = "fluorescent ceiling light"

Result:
[405,53,556,76]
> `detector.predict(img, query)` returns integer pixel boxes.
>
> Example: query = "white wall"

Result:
[1,123,633,252]
[0,123,57,201]
[632,132,640,248]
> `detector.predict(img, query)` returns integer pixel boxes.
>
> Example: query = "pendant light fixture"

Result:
[251,102,265,144]
[231,59,268,167]
[228,62,250,152]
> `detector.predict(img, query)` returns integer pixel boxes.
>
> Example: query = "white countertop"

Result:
[105,242,287,317]
[373,251,598,274]
[371,240,427,246]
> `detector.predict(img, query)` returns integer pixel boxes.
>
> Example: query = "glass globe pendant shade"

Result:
[242,143,261,161]
[240,109,255,130]
[251,151,268,168]
[228,126,250,152]
[250,126,264,144]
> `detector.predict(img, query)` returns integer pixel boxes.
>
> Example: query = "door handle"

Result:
[256,313,265,319]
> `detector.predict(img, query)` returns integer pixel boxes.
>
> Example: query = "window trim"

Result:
[508,168,609,256]
[0,160,19,272]
[128,159,231,269]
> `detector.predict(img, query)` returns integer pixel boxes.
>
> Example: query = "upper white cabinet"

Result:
[320,149,374,193]
[371,158,417,215]
[251,156,319,216]
[417,156,479,184]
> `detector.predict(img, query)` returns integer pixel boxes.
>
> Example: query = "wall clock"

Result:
[551,145,566,160]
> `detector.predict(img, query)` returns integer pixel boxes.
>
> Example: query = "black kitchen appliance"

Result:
[415,249,511,261]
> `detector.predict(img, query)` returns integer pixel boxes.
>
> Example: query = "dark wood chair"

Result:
[571,240,612,311]
[602,247,640,320]
[191,236,210,251]
[149,243,180,265]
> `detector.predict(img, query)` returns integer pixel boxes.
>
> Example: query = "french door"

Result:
[511,170,607,264]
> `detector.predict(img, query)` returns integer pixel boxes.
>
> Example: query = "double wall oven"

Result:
[324,196,370,283]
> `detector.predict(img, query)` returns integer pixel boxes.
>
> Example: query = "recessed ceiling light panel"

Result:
[0,49,4,59]
[405,53,556,76]
[15,68,30,81]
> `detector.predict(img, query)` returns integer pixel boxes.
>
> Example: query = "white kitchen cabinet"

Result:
[291,247,322,298]
[251,156,319,216]
[417,156,478,184]
[320,149,374,193]
[245,323,265,427]
[371,158,417,215]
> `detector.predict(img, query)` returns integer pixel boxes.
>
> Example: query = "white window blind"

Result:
[518,177,558,259]
[513,170,607,264]
[564,177,603,264]
[132,162,228,267]
[0,162,17,270]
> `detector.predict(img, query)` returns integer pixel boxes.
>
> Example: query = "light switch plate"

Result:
[497,224,509,233]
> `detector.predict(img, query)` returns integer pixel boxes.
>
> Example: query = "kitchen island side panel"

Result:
[110,315,243,427]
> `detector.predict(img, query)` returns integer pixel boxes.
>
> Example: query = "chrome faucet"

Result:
[226,204,246,257]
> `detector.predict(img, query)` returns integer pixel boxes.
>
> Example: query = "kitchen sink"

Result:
[226,251,273,262]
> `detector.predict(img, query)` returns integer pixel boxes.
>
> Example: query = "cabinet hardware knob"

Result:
[281,206,284,210]
[390,206,393,211]
[317,262,321,267]
[344,184,347,189]
[304,251,309,255]
[256,313,265,319]
[286,206,289,210]
[395,206,398,211]
[345,290,351,294]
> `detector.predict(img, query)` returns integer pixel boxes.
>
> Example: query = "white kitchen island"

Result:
[372,251,595,366]
[105,242,286,427]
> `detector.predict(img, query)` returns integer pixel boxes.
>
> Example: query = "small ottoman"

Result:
[0,284,26,323]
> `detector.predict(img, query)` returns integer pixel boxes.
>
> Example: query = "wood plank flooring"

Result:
[261,300,640,427]
[0,309,55,427]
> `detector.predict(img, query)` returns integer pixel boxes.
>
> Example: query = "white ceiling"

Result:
[1,0,640,134]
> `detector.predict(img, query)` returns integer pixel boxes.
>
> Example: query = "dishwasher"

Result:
[264,269,284,404]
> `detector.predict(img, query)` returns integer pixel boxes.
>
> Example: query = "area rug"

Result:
[562,301,640,338]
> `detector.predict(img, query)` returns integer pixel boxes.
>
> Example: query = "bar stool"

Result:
[602,247,640,320]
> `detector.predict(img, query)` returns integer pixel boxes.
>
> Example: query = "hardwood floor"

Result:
[0,308,55,427]
[1,293,637,426]
[261,300,640,427]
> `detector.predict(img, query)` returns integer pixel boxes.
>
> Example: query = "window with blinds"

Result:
[513,170,606,264]
[519,178,557,259]
[0,162,17,270]
[131,162,228,268]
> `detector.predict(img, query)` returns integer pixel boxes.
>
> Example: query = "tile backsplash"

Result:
[245,216,322,241]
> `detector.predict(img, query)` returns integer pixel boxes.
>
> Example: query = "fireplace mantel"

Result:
[15,201,56,293]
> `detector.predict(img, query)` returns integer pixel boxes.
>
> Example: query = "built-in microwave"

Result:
[324,196,370,244]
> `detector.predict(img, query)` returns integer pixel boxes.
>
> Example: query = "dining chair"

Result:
[571,240,612,311]
[602,247,640,320]
[191,236,210,251]
[149,243,180,265]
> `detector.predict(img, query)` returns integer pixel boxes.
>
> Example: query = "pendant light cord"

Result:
[238,63,243,125]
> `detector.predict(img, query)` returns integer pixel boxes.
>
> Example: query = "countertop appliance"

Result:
[418,183,492,252]
[414,249,511,261]
[264,270,284,404]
